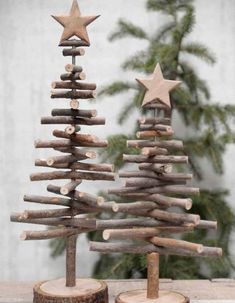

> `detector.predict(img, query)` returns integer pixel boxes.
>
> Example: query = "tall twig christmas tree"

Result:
[91,64,222,303]
[11,1,114,302]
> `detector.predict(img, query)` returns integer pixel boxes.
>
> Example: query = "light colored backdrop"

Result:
[0,0,234,281]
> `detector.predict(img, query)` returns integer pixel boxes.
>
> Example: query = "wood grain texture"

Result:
[34,278,108,303]
[115,290,188,303]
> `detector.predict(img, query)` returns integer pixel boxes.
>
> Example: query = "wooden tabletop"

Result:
[0,279,234,303]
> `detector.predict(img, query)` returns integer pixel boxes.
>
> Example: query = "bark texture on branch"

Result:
[30,170,115,181]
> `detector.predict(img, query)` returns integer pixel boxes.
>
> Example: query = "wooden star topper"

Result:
[136,63,181,108]
[52,0,100,45]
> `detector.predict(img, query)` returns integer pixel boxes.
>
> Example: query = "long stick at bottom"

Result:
[147,252,159,299]
[66,235,77,287]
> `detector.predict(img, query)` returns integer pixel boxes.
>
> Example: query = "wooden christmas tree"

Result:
[10,1,115,302]
[90,63,222,303]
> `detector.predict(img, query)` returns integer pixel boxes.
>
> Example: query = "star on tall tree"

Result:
[136,63,181,108]
[52,0,99,45]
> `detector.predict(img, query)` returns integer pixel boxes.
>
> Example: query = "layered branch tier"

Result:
[11,40,115,241]
[90,100,222,259]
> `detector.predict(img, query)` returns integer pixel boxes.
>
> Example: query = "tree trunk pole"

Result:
[147,252,159,299]
[66,47,77,289]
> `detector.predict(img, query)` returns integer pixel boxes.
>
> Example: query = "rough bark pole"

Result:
[66,234,77,287]
[147,252,159,299]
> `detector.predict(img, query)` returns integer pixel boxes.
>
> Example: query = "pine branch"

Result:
[181,42,216,64]
[109,19,148,42]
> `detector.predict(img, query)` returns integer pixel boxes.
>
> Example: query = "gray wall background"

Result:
[0,0,234,281]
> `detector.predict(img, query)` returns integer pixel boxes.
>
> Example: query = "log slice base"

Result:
[34,278,108,303]
[115,290,189,303]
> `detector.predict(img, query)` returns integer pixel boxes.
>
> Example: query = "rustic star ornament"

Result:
[136,64,181,108]
[52,0,100,45]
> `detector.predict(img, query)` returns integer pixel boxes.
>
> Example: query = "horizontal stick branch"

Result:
[52,129,99,143]
[23,208,74,219]
[35,159,113,172]
[141,147,168,156]
[139,163,172,173]
[102,226,194,241]
[51,81,96,91]
[119,170,192,181]
[11,214,96,229]
[150,236,203,253]
[41,116,105,125]
[127,140,184,150]
[90,242,222,257]
[123,154,188,164]
[60,39,89,47]
[124,178,185,188]
[24,194,72,207]
[136,129,173,138]
[51,90,96,99]
[65,64,83,73]
[30,170,115,182]
[21,228,84,241]
[139,124,172,132]
[60,180,82,195]
[63,47,85,56]
[108,185,199,195]
[138,117,171,125]
[47,154,77,166]
[47,184,103,207]
[117,207,200,225]
[35,139,107,148]
[60,72,86,81]
[51,108,97,118]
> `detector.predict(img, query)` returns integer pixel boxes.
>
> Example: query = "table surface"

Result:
[0,279,235,303]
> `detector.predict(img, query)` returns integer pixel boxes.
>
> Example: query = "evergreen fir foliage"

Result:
[91,0,235,279]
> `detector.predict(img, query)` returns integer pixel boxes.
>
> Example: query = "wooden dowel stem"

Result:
[147,252,159,299]
[66,234,77,287]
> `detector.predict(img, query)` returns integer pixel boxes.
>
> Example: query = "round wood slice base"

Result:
[115,290,189,303]
[33,278,108,303]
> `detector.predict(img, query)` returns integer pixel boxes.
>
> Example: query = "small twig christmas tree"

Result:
[11,1,114,303]
[90,63,222,303]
